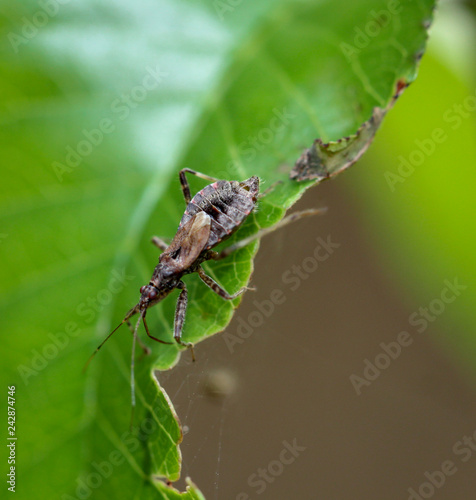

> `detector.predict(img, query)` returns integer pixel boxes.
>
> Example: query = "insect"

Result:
[84,169,323,416]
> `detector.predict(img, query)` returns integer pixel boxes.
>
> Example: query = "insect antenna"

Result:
[82,305,138,373]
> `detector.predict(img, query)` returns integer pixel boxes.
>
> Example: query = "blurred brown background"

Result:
[161,178,476,500]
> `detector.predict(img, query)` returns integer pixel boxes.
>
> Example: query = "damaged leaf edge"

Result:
[289,79,410,182]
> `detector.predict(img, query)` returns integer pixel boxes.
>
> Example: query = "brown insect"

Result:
[84,169,323,415]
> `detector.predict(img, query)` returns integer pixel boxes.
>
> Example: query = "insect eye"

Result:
[149,289,158,299]
[169,248,180,259]
[140,286,146,294]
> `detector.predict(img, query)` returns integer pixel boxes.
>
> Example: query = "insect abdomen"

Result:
[179,179,257,249]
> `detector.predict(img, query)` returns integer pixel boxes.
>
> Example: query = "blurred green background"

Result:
[2,0,476,499]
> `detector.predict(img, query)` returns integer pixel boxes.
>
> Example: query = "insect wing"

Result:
[173,211,211,271]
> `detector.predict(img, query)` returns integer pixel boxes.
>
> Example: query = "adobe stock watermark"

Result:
[214,107,295,181]
[52,65,168,182]
[349,277,467,395]
[17,268,135,385]
[340,0,402,61]
[223,235,340,353]
[384,87,476,191]
[8,0,72,53]
[407,428,476,500]
[236,439,306,498]
[213,0,243,21]
[61,405,163,500]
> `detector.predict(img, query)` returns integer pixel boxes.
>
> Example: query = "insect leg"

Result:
[129,315,142,429]
[125,320,151,357]
[174,281,195,361]
[179,168,220,204]
[197,267,249,300]
[141,312,173,345]
[211,208,327,261]
[258,180,283,198]
[151,236,169,251]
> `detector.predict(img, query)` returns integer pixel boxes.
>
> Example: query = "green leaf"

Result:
[1,0,433,497]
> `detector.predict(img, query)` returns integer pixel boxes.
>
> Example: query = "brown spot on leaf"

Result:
[394,78,408,98]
